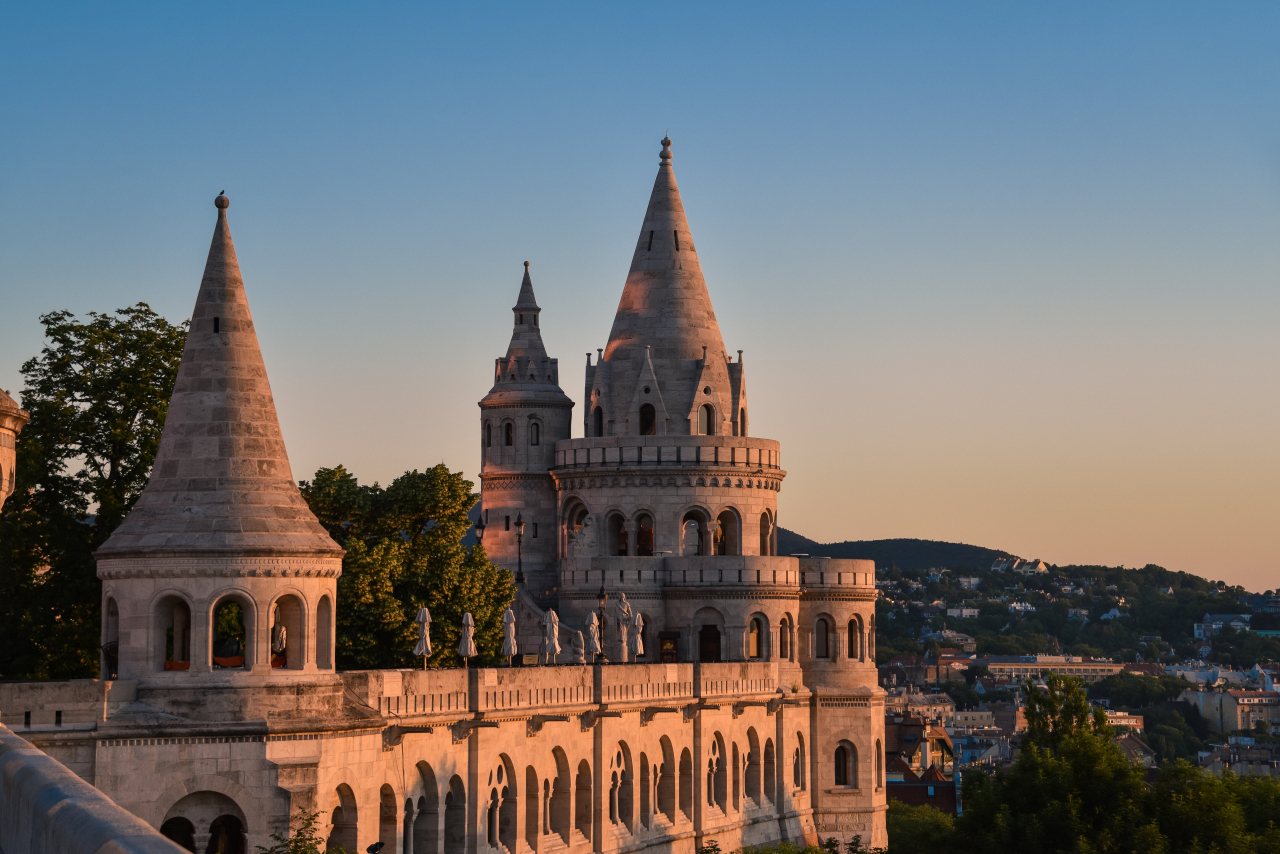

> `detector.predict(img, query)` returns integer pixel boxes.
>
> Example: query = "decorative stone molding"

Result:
[97,557,342,580]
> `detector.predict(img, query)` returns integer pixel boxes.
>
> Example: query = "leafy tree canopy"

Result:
[299,464,512,670]
[0,305,187,678]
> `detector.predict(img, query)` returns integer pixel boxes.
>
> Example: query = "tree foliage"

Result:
[299,464,512,670]
[0,305,186,678]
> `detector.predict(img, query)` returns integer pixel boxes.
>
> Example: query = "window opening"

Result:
[532,523,538,539]
[530,423,540,445]
[698,405,714,435]
[485,423,492,447]
[639,403,656,436]
[647,230,654,251]
[593,407,604,437]
[213,317,220,333]
[212,600,246,669]
[505,423,513,446]
[673,231,680,251]
[505,516,511,531]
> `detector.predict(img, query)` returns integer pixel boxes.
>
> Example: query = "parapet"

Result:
[0,722,185,854]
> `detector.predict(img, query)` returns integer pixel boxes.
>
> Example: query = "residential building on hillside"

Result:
[1200,742,1280,778]
[1195,613,1252,639]
[1179,688,1280,735]
[990,558,1049,575]
[1104,710,1144,731]
[984,655,1123,683]
[884,689,956,727]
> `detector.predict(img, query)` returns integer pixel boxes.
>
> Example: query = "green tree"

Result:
[0,304,186,678]
[300,463,512,670]
[255,808,344,854]
[885,800,953,854]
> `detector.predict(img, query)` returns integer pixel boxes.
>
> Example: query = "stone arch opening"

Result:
[835,741,857,787]
[639,403,656,436]
[680,507,710,557]
[778,614,792,661]
[210,594,253,670]
[413,762,439,854]
[698,404,715,435]
[814,615,833,660]
[529,420,540,446]
[563,499,592,559]
[747,614,767,659]
[160,817,196,852]
[206,814,245,854]
[639,752,651,829]
[270,594,305,670]
[593,406,604,437]
[759,510,774,556]
[103,596,120,679]
[763,738,776,804]
[316,594,334,670]
[574,760,592,840]
[714,509,740,555]
[486,788,499,848]
[745,728,761,806]
[497,754,518,852]
[402,798,413,854]
[328,784,357,852]
[524,766,539,852]
[848,615,864,661]
[693,606,725,663]
[739,406,748,437]
[378,784,397,853]
[616,741,634,832]
[678,748,693,821]
[484,421,492,448]
[876,740,884,788]
[793,732,806,790]
[549,747,571,844]
[504,422,514,446]
[658,736,676,824]
[155,593,191,672]
[708,733,727,813]
[444,776,466,852]
[635,512,654,556]
[607,512,627,556]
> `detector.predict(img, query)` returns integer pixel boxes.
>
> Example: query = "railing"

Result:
[558,556,876,591]
[553,435,782,470]
[0,723,186,854]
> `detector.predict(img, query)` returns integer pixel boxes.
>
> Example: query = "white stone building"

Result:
[0,140,886,853]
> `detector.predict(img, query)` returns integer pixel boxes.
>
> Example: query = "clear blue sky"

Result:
[2,3,1278,588]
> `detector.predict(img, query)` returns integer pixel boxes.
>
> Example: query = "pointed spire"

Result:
[515,261,538,309]
[97,193,342,558]
[604,135,728,365]
[503,262,549,363]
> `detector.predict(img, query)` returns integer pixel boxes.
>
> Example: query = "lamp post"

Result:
[474,513,486,546]
[596,582,610,665]
[515,513,526,585]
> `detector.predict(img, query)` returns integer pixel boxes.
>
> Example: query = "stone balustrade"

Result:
[558,555,876,592]
[0,723,186,854]
[553,434,782,470]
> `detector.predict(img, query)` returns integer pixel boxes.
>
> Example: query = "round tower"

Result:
[0,388,29,514]
[478,263,574,604]
[95,194,345,721]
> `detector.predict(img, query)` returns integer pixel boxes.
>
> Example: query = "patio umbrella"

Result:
[631,612,645,657]
[413,606,432,667]
[585,611,602,660]
[544,609,561,664]
[501,607,517,664]
[458,612,478,666]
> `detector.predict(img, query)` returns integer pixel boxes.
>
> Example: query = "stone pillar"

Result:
[727,624,746,661]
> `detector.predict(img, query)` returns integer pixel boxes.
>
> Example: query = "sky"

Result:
[2,3,1277,590]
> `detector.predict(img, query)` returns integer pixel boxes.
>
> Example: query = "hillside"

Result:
[776,529,1013,571]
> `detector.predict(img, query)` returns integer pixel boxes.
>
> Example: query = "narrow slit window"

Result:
[532,523,538,539]
[213,317,220,333]
[505,516,511,531]
[648,230,654,251]
[673,231,680,251]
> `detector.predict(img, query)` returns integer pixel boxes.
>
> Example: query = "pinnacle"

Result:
[96,196,342,559]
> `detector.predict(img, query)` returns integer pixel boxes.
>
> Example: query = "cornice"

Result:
[97,555,343,580]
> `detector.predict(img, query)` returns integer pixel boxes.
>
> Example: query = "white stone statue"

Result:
[501,607,517,664]
[615,594,633,664]
[271,621,286,655]
[585,612,602,660]
[631,612,645,658]
[543,609,561,665]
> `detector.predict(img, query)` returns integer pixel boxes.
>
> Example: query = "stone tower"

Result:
[0,388,30,513]
[95,193,346,721]
[478,263,574,603]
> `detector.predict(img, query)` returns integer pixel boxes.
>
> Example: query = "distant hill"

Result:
[776,529,1013,572]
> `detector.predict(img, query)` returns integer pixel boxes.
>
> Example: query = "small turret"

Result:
[0,388,29,513]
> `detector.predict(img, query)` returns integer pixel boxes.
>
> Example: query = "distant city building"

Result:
[956,577,981,590]
[946,607,979,620]
[1195,613,1252,639]
[990,557,1049,575]
[984,654,1123,684]
[1104,709,1144,731]
[1179,688,1280,735]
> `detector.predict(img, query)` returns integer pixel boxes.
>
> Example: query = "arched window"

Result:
[835,741,857,787]
[530,422,540,446]
[485,422,492,448]
[763,739,776,804]
[748,618,762,659]
[714,510,739,556]
[608,513,627,556]
[795,732,807,790]
[156,595,191,672]
[698,404,714,435]
[103,597,120,680]
[636,514,654,556]
[759,511,772,556]
[739,407,748,437]
[815,618,830,659]
[876,740,884,788]
[593,407,604,437]
[212,598,247,669]
[778,617,791,660]
[639,403,656,435]
[848,617,862,660]
[317,595,333,670]
[504,423,514,446]
[271,594,305,670]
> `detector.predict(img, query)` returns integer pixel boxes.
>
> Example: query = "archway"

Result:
[444,777,466,852]
[206,815,244,854]
[549,748,571,844]
[635,513,654,556]
[698,404,715,435]
[714,510,739,556]
[680,509,709,557]
[160,817,196,852]
[155,594,191,672]
[694,606,724,663]
[103,597,120,679]
[316,595,334,670]
[745,728,761,806]
[658,737,676,824]
[575,760,592,841]
[678,749,693,821]
[211,596,250,670]
[639,403,656,435]
[413,762,439,854]
[271,594,305,670]
[759,511,773,556]
[163,788,247,854]
[328,784,358,852]
[763,739,776,804]
[607,513,627,556]
[379,785,397,853]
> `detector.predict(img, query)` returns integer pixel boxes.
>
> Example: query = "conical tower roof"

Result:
[603,137,728,365]
[504,262,549,362]
[480,263,572,408]
[97,194,342,559]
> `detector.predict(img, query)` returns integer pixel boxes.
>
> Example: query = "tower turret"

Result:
[95,193,345,721]
[478,263,573,602]
[0,388,29,513]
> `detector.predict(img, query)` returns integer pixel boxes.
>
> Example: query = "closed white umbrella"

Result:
[585,611,602,660]
[458,612,478,666]
[501,607,517,665]
[631,612,645,658]
[544,610,561,665]
[413,607,432,667]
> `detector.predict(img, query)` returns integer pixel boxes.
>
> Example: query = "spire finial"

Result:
[660,136,672,163]
[524,261,529,269]
[215,191,228,210]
